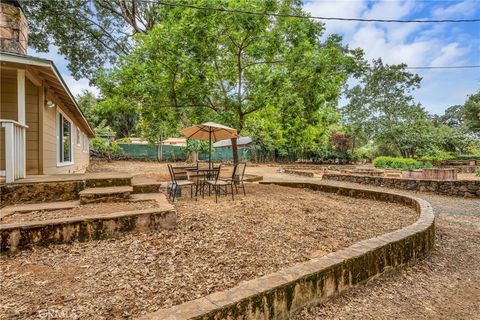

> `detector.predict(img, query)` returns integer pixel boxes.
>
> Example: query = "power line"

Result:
[142,0,480,23]
[406,65,480,69]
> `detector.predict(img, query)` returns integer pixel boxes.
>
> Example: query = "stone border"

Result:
[0,175,133,208]
[283,169,315,177]
[0,207,176,253]
[323,173,480,198]
[141,181,435,320]
[243,174,264,182]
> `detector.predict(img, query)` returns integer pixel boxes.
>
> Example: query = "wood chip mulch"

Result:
[0,184,417,319]
[1,201,159,224]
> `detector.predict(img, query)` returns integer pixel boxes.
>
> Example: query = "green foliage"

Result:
[476,168,480,177]
[93,96,139,138]
[115,137,132,143]
[97,0,365,158]
[416,152,453,165]
[343,58,428,158]
[91,137,122,155]
[185,139,211,154]
[373,156,432,171]
[455,154,480,160]
[93,120,116,136]
[22,0,160,80]
[76,89,100,127]
[353,141,379,161]
[463,90,480,133]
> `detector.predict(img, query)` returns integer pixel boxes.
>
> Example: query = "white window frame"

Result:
[76,127,81,146]
[56,108,74,167]
[83,133,89,153]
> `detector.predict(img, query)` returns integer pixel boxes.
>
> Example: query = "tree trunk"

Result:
[231,138,239,164]
[157,143,162,162]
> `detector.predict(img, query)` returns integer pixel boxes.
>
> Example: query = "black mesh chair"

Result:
[205,164,235,203]
[167,164,195,202]
[222,162,247,196]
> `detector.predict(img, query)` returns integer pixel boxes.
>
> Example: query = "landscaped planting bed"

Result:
[1,201,159,224]
[0,184,418,319]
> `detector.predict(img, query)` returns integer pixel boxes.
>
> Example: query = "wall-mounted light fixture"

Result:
[46,100,55,108]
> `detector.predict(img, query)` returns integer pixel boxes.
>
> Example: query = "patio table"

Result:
[185,167,220,197]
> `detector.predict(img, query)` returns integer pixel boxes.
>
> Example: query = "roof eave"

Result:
[0,51,95,138]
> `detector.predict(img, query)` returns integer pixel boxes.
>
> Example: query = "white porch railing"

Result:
[1,119,28,183]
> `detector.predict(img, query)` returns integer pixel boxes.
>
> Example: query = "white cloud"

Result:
[303,0,477,114]
[363,0,417,20]
[432,0,478,18]
[430,43,468,67]
[303,0,367,36]
[64,76,99,97]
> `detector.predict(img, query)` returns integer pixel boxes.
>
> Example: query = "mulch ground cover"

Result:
[0,184,417,319]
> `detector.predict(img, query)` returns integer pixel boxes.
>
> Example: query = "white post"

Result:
[3,122,14,183]
[17,69,26,178]
[17,69,26,124]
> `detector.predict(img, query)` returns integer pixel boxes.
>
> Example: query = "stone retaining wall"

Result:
[141,181,435,320]
[0,181,86,208]
[283,169,315,177]
[323,174,479,198]
[0,208,177,253]
[1,176,135,208]
[439,166,479,174]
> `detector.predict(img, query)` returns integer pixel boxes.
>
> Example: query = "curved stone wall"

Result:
[323,173,480,198]
[141,181,435,320]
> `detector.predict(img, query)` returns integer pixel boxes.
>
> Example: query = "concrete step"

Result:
[84,173,133,188]
[79,186,133,204]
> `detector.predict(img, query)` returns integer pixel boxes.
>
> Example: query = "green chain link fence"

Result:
[117,143,254,162]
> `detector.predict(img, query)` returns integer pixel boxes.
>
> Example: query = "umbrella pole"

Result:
[209,129,212,169]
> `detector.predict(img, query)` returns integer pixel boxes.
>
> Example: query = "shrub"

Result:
[455,154,480,160]
[417,151,453,165]
[373,156,432,171]
[91,137,122,160]
[115,137,132,143]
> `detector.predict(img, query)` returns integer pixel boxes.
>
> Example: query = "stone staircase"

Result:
[79,186,134,204]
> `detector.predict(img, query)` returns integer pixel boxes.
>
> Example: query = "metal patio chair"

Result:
[204,164,235,203]
[221,162,247,196]
[167,164,196,202]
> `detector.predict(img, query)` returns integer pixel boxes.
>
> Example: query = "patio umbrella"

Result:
[180,122,238,168]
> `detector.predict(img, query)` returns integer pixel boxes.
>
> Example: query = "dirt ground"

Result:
[1,201,158,224]
[0,184,417,319]
[2,161,478,319]
[226,165,480,319]
[294,197,480,320]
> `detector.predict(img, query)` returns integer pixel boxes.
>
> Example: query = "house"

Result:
[160,137,187,147]
[0,0,94,183]
[213,136,253,149]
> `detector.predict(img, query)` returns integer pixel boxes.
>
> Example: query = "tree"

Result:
[435,104,465,129]
[464,90,480,133]
[343,58,429,158]
[76,89,100,127]
[22,0,161,80]
[98,0,364,160]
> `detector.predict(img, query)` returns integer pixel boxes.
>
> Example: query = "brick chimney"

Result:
[0,0,28,54]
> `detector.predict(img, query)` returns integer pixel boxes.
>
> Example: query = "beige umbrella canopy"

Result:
[180,122,238,166]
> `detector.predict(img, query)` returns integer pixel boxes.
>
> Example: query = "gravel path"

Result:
[247,166,480,320]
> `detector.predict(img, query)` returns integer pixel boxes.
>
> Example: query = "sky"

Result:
[29,0,480,115]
